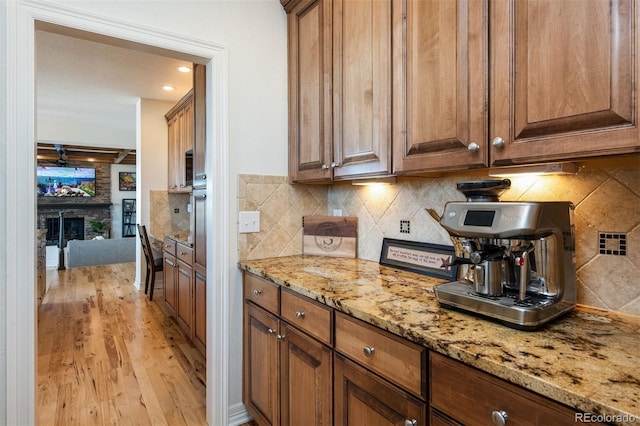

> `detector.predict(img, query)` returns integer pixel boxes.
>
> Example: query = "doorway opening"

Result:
[6,4,230,425]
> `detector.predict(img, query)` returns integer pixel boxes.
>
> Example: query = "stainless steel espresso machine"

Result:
[433,180,577,330]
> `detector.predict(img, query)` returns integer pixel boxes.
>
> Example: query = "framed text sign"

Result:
[379,238,457,281]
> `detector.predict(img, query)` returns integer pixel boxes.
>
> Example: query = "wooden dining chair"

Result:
[137,224,163,301]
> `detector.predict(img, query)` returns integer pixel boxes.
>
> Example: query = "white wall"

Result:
[110,163,137,239]
[2,0,288,422]
[0,0,7,420]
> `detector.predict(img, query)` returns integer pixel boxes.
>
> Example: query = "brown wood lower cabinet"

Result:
[163,254,178,316]
[334,353,426,426]
[244,302,280,426]
[176,259,193,335]
[163,239,205,355]
[280,323,332,425]
[242,272,592,426]
[430,352,604,426]
[193,267,206,353]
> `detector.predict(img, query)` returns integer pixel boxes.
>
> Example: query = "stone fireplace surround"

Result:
[37,162,112,245]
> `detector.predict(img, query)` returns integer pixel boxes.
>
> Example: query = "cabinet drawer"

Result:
[281,289,333,345]
[163,237,176,256]
[244,272,280,314]
[430,352,598,426]
[176,243,193,265]
[335,312,425,398]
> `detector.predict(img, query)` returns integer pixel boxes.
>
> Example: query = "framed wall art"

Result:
[119,172,136,191]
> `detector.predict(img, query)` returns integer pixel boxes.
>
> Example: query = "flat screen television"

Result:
[37,166,96,197]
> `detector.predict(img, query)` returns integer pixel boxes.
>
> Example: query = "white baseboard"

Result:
[228,403,251,426]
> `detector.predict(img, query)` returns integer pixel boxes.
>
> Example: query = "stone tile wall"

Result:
[149,191,191,238]
[237,156,639,315]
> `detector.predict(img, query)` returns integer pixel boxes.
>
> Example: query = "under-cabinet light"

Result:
[351,177,396,186]
[488,163,577,177]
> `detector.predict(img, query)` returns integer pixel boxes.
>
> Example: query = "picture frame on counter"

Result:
[379,238,457,281]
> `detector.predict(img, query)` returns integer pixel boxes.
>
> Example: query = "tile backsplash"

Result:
[149,190,191,238]
[238,157,639,315]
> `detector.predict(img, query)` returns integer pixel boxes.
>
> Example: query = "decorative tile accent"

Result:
[599,233,627,256]
[237,157,640,315]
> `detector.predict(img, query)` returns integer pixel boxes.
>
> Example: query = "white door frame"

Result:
[4,1,230,424]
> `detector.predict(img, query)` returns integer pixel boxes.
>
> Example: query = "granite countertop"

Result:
[238,255,640,425]
[150,231,193,248]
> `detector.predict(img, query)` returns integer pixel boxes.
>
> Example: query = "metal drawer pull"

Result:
[491,410,508,426]
[295,311,305,319]
[404,420,417,426]
[363,346,375,357]
[253,289,262,296]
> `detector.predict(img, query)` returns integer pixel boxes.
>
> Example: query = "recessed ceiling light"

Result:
[177,66,191,73]
[162,85,175,91]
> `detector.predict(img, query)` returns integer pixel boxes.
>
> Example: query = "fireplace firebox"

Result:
[45,217,84,246]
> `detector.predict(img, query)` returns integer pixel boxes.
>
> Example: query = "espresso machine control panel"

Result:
[440,202,547,238]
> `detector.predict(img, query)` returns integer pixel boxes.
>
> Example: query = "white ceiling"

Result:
[36,29,193,148]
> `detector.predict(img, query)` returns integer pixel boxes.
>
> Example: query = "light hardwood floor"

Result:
[37,262,207,425]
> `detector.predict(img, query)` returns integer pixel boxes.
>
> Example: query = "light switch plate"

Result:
[239,211,260,233]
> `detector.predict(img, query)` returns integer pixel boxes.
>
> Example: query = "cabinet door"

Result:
[167,115,180,190]
[163,254,178,316]
[244,302,280,426]
[179,99,193,191]
[332,0,392,179]
[490,0,639,165]
[286,0,333,182]
[193,63,207,187]
[176,260,193,335]
[280,323,332,426]
[193,268,206,354]
[194,190,206,269]
[334,353,425,426]
[392,0,488,173]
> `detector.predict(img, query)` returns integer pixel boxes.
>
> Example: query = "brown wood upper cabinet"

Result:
[284,0,392,182]
[165,90,194,192]
[286,0,638,178]
[489,0,638,166]
[393,0,488,173]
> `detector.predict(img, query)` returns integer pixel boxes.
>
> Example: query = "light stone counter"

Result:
[239,255,640,425]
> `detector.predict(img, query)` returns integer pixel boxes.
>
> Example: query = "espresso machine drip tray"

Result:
[434,281,574,330]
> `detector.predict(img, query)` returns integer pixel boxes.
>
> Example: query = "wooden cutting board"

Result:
[303,216,358,258]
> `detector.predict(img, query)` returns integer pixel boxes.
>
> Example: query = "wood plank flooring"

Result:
[37,263,207,425]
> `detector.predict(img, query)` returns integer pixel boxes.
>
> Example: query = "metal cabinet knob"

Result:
[253,289,262,296]
[404,420,417,426]
[295,311,305,319]
[468,142,480,152]
[363,346,375,357]
[491,410,508,426]
[277,334,286,341]
[321,164,330,170]
[331,162,342,168]
[492,136,505,148]
[267,328,275,335]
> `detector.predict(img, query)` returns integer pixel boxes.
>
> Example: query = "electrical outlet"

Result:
[174,208,180,213]
[239,211,260,233]
[400,220,411,234]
